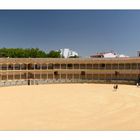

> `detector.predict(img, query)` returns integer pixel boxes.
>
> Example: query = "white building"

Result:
[59,48,79,58]
[90,51,129,58]
[103,52,117,58]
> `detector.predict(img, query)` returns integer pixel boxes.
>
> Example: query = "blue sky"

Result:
[0,10,140,57]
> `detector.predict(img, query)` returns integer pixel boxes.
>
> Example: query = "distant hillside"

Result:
[0,48,61,58]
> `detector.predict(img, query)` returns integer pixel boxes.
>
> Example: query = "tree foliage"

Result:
[46,50,61,58]
[0,48,61,58]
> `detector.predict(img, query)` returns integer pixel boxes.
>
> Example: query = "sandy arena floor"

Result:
[0,83,140,130]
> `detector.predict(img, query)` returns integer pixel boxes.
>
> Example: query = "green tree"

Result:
[0,48,61,58]
[46,50,61,58]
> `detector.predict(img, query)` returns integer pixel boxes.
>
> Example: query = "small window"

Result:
[81,71,85,75]
[54,71,58,75]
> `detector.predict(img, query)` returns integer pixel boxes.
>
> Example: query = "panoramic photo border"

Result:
[0,0,140,140]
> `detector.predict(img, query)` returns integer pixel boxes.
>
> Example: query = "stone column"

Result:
[105,63,106,82]
[53,63,54,82]
[20,63,22,80]
[0,63,2,81]
[6,63,8,81]
[66,63,68,82]
[40,63,42,80]
[79,63,80,82]
[60,63,62,82]
[26,63,28,83]
[91,64,93,82]
[13,63,15,80]
[34,63,35,85]
[47,63,48,82]
[111,63,112,81]
[71,63,73,82]
[98,63,99,81]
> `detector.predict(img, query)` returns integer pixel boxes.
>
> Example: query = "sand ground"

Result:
[0,83,140,130]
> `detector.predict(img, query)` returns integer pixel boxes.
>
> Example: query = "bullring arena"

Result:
[0,57,140,130]
[0,57,140,85]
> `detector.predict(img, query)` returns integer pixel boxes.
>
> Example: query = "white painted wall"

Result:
[60,48,79,58]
